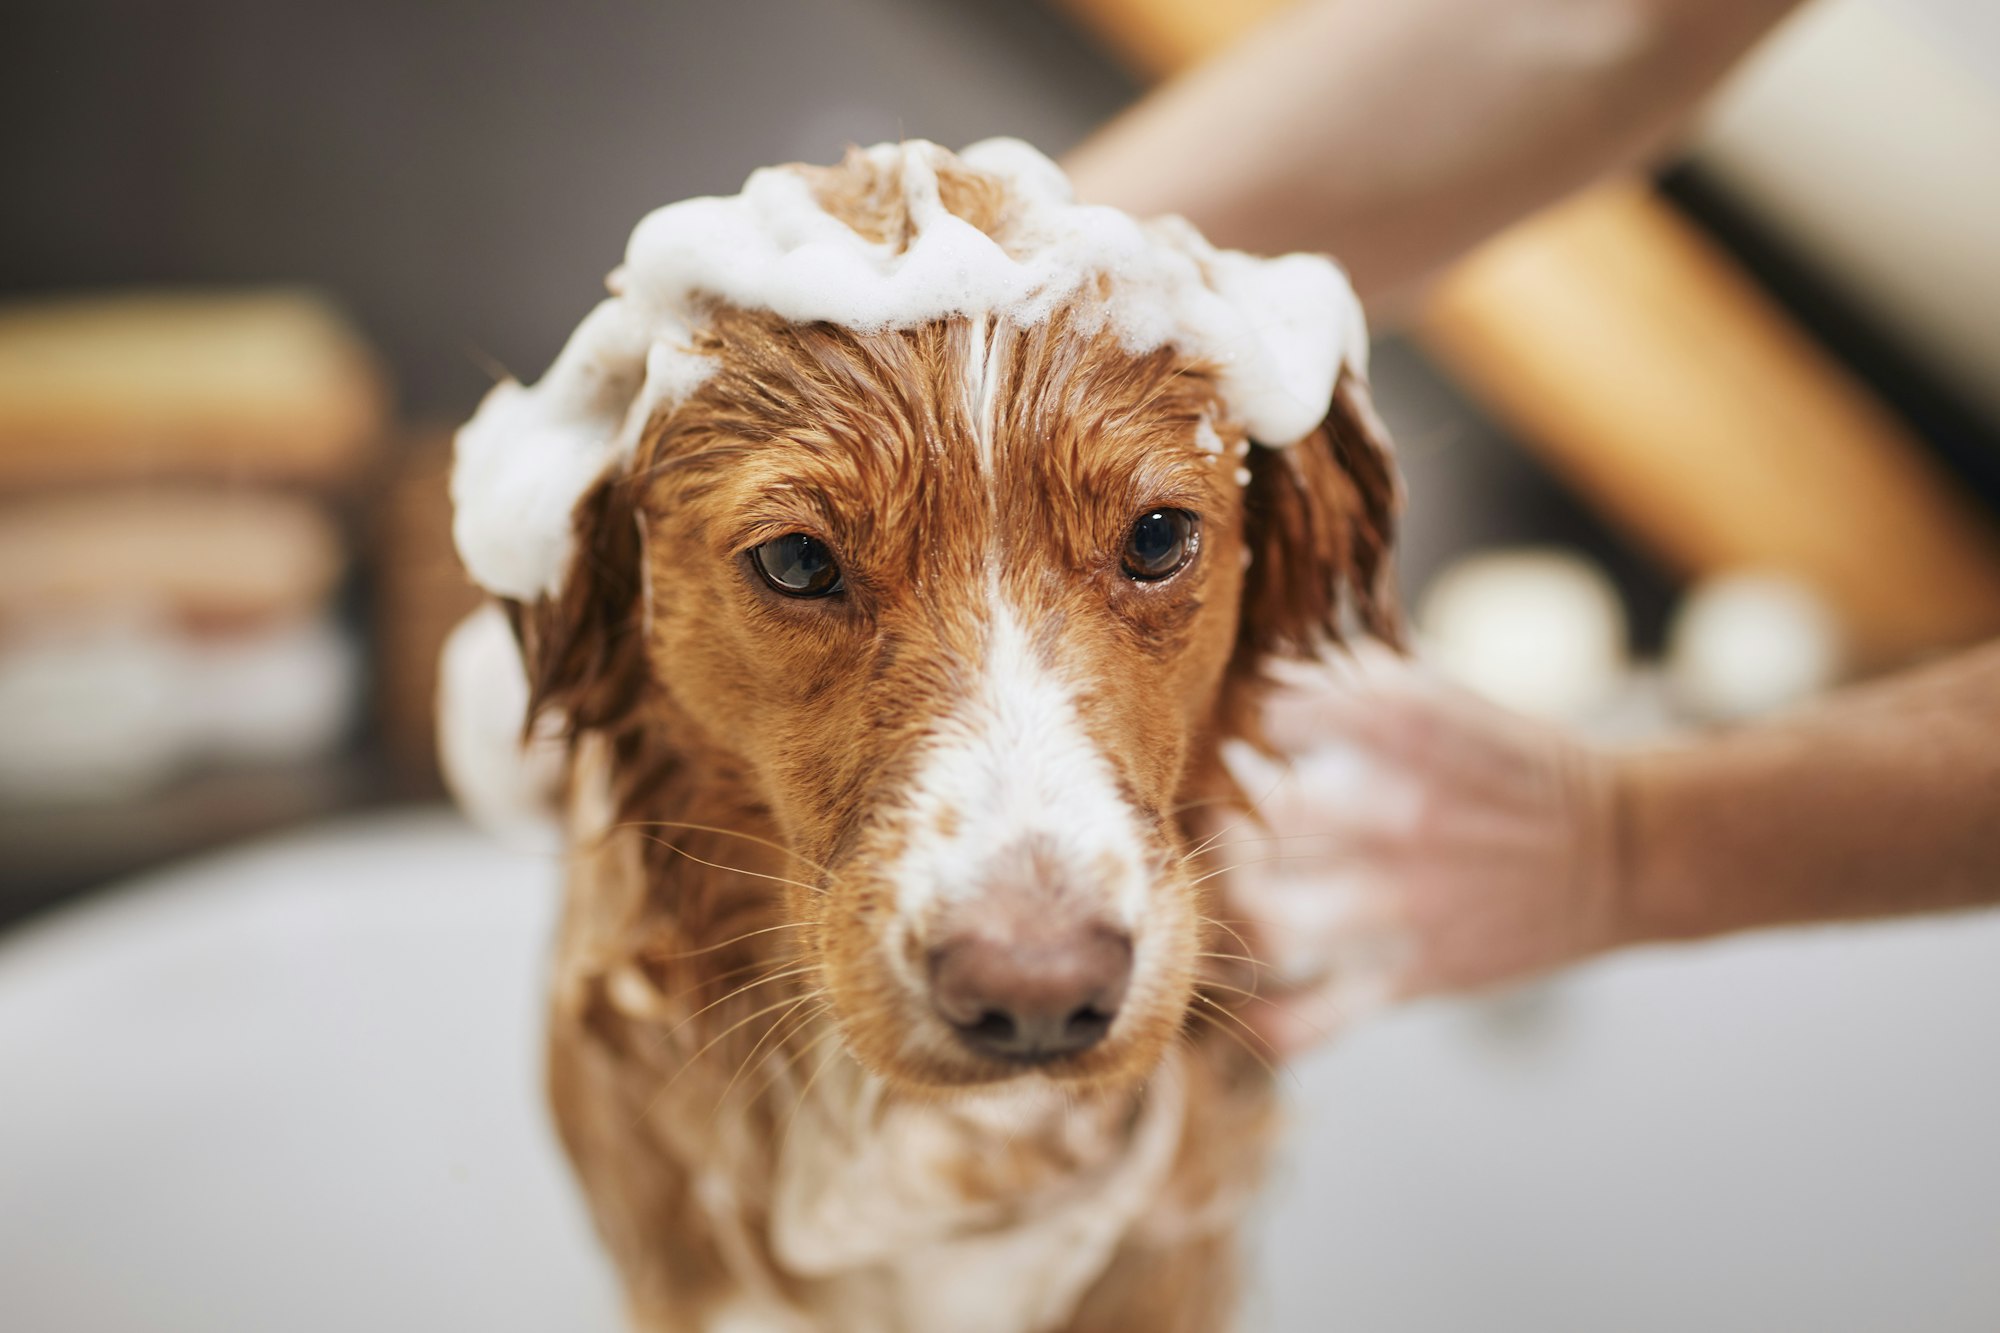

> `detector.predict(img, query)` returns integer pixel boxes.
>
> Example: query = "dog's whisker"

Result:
[1194,950,1276,974]
[1187,995,1297,1088]
[1202,979,1337,1044]
[614,956,806,1070]
[1182,832,1337,861]
[1185,853,1322,890]
[651,964,821,1051]
[642,920,808,963]
[1196,960,1266,1001]
[737,1002,836,1111]
[1196,913,1258,964]
[632,991,821,1130]
[1200,914,1297,928]
[1184,1004,1281,1083]
[777,1039,848,1163]
[1177,769,1289,866]
[639,833,828,897]
[643,953,790,1009]
[617,816,842,883]
[709,992,818,1125]
[1192,990,1286,1059]
[1199,976,1274,1006]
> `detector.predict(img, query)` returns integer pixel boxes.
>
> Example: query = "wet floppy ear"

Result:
[507,473,650,745]
[1235,366,1404,664]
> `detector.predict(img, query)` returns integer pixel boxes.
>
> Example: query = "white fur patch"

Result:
[889,603,1149,928]
[770,1053,1190,1333]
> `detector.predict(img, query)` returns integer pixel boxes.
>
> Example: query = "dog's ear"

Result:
[508,473,650,746]
[1236,367,1403,663]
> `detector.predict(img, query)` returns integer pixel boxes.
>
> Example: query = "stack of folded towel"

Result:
[0,290,384,805]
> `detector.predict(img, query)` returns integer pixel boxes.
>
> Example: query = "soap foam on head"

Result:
[453,138,1369,601]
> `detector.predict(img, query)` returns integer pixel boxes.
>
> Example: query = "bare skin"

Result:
[1064,0,1809,311]
[1620,644,2000,944]
[1062,0,2000,1044]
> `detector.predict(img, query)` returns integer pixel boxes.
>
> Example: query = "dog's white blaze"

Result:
[892,604,1149,926]
[962,317,1009,477]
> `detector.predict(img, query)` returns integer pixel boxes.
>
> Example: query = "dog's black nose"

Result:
[928,924,1132,1063]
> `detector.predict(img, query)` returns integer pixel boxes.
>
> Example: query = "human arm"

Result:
[1064,0,1808,309]
[1620,642,2000,947]
[1227,643,2000,1053]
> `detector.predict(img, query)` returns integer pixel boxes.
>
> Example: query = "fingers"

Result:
[1225,867,1406,982]
[1262,645,1581,805]
[1211,644,1607,1060]
[1217,854,1415,1060]
[1260,643,1499,771]
[1234,930,1413,1059]
[1216,737,1426,847]
[1204,728,1425,1061]
[1260,644,1423,753]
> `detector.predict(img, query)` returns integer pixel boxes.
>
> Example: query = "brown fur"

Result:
[511,145,1399,1332]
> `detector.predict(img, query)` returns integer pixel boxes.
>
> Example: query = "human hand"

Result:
[1213,645,1623,1057]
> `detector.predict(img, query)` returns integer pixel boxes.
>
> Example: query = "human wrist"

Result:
[1562,735,1634,964]
[1606,741,1727,948]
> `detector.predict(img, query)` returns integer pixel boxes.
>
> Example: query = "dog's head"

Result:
[453,141,1397,1093]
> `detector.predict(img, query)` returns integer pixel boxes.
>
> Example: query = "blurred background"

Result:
[1,1,1997,1329]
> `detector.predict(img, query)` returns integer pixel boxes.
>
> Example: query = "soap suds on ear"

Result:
[436,603,566,848]
[453,138,1368,601]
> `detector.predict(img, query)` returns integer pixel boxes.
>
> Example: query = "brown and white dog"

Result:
[444,140,1397,1333]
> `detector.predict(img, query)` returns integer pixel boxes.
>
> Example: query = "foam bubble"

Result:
[454,139,1368,601]
[436,604,566,848]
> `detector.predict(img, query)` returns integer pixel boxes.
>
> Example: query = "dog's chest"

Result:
[730,1055,1189,1333]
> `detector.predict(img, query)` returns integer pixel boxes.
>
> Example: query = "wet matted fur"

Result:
[503,150,1398,1333]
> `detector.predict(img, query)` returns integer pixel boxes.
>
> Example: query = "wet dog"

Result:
[446,139,1397,1332]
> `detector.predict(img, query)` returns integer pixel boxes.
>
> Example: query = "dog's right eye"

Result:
[1122,508,1199,581]
[750,532,843,598]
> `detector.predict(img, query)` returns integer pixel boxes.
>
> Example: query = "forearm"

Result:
[1617,643,2000,945]
[1064,0,1806,308]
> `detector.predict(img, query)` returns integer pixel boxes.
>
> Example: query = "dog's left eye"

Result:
[1122,509,1199,581]
[750,533,843,597]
